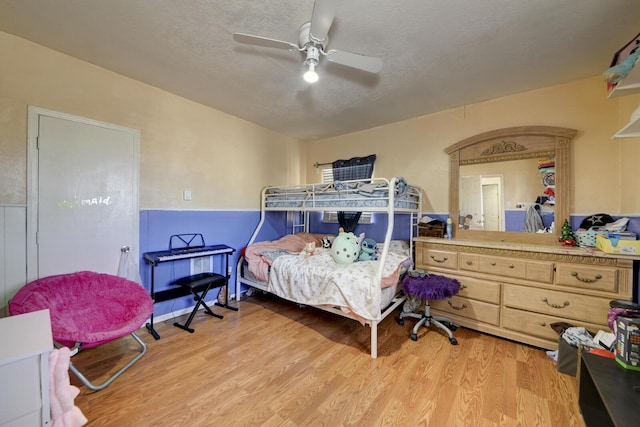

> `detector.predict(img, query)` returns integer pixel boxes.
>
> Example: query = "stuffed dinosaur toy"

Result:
[602,48,640,84]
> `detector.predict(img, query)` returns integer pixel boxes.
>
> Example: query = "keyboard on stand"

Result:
[142,233,237,339]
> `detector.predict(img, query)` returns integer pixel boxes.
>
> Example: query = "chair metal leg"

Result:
[68,332,147,391]
[401,300,459,345]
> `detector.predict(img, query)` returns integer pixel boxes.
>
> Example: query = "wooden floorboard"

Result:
[71,293,585,426]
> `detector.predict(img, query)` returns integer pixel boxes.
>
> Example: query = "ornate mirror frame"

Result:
[446,126,577,245]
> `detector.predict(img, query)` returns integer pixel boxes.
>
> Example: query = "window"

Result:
[320,166,372,224]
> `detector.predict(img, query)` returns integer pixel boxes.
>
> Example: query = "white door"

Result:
[482,183,501,231]
[460,175,483,230]
[27,107,139,281]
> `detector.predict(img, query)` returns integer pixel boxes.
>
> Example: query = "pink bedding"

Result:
[244,233,325,281]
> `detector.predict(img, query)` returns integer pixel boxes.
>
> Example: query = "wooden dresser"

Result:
[413,237,638,350]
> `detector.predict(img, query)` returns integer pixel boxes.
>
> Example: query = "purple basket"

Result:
[607,300,640,332]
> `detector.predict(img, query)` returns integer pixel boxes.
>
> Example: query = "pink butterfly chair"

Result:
[9,271,153,391]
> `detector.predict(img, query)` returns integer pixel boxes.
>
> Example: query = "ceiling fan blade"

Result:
[309,0,341,43]
[233,33,299,51]
[326,49,383,74]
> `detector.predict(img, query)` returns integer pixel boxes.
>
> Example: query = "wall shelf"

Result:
[607,63,640,98]
[612,113,640,139]
[607,63,640,138]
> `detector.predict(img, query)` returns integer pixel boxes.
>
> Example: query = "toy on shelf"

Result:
[603,33,640,91]
[602,49,640,84]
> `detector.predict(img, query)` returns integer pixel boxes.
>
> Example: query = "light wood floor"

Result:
[72,293,585,426]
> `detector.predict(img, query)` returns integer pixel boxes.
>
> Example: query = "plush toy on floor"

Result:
[358,237,378,261]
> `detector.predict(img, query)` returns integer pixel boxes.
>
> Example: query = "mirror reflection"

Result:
[458,156,555,233]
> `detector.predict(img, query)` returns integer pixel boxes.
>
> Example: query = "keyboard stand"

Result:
[143,236,236,339]
[171,273,226,333]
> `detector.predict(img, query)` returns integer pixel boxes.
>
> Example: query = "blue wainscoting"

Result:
[504,209,555,232]
[139,210,640,318]
[139,210,262,317]
[139,210,423,317]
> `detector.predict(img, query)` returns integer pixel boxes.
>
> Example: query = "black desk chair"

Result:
[171,272,227,333]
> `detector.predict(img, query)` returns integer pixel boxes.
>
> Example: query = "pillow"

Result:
[579,214,615,229]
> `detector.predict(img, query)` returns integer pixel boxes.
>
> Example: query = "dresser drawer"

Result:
[503,284,610,326]
[419,249,458,270]
[455,275,501,304]
[431,295,500,326]
[526,261,554,283]
[478,255,526,279]
[555,263,618,293]
[502,307,605,341]
[459,253,479,272]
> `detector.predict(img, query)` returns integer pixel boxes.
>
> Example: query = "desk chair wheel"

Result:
[400,274,461,346]
[396,317,405,326]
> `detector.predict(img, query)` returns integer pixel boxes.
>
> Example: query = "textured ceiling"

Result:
[1,0,640,141]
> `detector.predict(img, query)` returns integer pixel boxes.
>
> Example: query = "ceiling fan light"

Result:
[303,63,319,83]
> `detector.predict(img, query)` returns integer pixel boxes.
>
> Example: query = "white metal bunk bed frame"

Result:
[235,176,423,359]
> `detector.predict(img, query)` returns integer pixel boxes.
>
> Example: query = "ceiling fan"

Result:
[232,0,383,83]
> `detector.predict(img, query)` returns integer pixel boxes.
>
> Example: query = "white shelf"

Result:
[612,114,640,139]
[607,63,640,138]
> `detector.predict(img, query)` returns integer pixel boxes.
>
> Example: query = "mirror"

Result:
[446,126,577,244]
[459,157,555,232]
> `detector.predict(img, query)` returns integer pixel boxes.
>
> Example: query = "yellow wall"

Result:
[305,77,640,216]
[2,30,640,217]
[0,31,302,209]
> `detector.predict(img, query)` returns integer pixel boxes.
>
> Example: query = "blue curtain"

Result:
[332,154,376,182]
[332,154,376,233]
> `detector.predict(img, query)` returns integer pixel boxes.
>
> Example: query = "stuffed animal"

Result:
[321,235,334,249]
[358,237,378,261]
[331,228,360,264]
[603,48,640,83]
[299,241,316,259]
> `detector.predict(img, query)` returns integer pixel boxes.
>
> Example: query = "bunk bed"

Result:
[235,176,423,359]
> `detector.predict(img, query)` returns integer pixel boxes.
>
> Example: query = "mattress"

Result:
[263,177,420,210]
[240,260,402,314]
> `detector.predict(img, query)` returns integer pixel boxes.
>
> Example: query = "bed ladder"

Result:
[289,211,309,234]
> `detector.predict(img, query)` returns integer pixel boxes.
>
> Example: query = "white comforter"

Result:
[268,242,411,322]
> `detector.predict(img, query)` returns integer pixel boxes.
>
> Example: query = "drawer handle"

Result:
[538,321,547,327]
[466,260,473,266]
[542,297,570,309]
[490,261,496,266]
[448,301,467,310]
[430,255,448,263]
[571,271,602,283]
[459,284,468,290]
[509,264,514,269]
